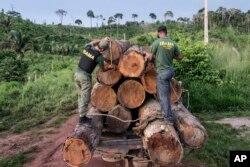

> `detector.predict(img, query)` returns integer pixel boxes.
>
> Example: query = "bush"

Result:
[0,50,28,82]
[174,39,222,84]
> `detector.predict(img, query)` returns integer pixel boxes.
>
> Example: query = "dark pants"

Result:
[157,68,174,123]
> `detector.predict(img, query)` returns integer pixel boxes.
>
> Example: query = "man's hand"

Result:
[103,37,111,42]
[144,52,154,62]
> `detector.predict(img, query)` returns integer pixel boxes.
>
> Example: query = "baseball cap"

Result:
[157,25,167,33]
[98,40,109,50]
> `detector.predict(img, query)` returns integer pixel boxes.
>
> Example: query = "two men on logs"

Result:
[75,25,183,128]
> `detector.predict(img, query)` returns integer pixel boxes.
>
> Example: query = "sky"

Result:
[0,0,249,26]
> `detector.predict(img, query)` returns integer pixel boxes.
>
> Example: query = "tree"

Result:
[6,10,21,18]
[132,14,138,21]
[55,9,67,25]
[75,19,82,26]
[9,30,31,57]
[114,13,123,38]
[1,16,12,33]
[95,15,103,28]
[164,11,174,22]
[87,10,95,28]
[149,13,157,23]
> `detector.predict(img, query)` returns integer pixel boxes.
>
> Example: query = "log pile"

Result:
[63,40,207,167]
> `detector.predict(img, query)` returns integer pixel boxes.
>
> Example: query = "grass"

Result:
[184,122,250,167]
[0,146,38,167]
[0,53,78,133]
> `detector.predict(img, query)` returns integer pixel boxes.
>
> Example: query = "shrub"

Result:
[0,50,28,82]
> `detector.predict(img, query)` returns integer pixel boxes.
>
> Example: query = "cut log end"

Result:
[119,47,145,77]
[63,137,91,167]
[170,79,183,104]
[148,131,183,166]
[97,67,122,86]
[141,63,157,94]
[106,105,132,133]
[91,83,117,112]
[117,80,146,109]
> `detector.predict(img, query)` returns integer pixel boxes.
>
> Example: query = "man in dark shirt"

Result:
[75,37,111,126]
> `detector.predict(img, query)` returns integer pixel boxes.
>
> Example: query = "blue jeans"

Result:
[157,68,174,123]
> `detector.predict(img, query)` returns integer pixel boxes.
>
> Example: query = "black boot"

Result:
[79,116,92,127]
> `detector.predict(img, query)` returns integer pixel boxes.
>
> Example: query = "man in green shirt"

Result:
[145,25,183,124]
[75,37,112,127]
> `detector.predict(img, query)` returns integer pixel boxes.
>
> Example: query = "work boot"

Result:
[76,116,92,128]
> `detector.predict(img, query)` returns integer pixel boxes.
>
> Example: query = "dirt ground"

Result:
[0,111,205,167]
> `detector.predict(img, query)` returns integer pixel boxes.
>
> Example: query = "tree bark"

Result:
[118,45,146,77]
[138,99,183,166]
[102,40,130,64]
[91,83,117,112]
[140,62,157,94]
[117,80,146,109]
[106,105,132,134]
[96,65,122,86]
[172,103,207,149]
[63,107,104,167]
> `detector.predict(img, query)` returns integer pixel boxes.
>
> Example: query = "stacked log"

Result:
[63,38,207,167]
[63,107,104,166]
[138,99,183,166]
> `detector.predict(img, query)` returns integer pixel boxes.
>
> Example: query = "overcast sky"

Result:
[1,0,249,26]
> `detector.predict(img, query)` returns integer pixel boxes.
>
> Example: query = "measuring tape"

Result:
[109,41,113,66]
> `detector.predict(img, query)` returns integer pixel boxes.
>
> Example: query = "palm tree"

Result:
[1,16,11,33]
[55,9,67,25]
[75,19,82,26]
[87,10,95,28]
[9,30,31,57]
[164,11,174,22]
[132,14,138,21]
[114,13,123,38]
[149,13,157,23]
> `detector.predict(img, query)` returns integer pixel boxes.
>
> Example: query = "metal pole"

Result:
[204,0,209,44]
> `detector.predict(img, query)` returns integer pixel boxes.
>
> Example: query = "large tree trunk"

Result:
[137,99,183,166]
[96,65,122,86]
[118,46,146,77]
[172,103,207,149]
[63,107,104,167]
[117,80,146,109]
[91,83,117,112]
[102,40,130,64]
[140,62,157,94]
[106,105,132,134]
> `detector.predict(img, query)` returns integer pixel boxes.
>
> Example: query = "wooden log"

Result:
[63,107,104,167]
[138,99,183,166]
[172,103,207,149]
[102,40,130,63]
[140,62,157,94]
[91,83,117,112]
[106,105,132,134]
[96,65,122,86]
[117,80,146,109]
[118,46,146,77]
[169,78,183,104]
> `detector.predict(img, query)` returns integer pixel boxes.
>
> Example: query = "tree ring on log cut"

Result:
[117,80,146,109]
[97,67,122,86]
[91,83,117,112]
[118,50,145,77]
[106,105,132,133]
[63,137,91,167]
